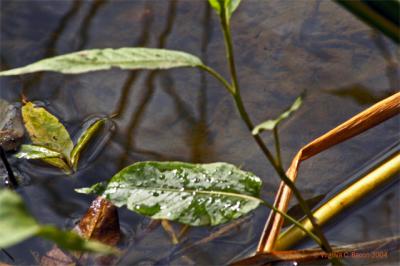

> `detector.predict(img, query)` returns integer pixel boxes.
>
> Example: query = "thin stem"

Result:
[214,7,335,256]
[198,65,233,95]
[260,199,322,247]
[273,127,282,169]
[0,146,18,189]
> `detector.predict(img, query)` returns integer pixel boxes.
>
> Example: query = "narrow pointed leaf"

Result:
[0,190,117,254]
[15,144,63,160]
[252,96,303,135]
[70,118,106,171]
[0,48,203,76]
[76,162,262,226]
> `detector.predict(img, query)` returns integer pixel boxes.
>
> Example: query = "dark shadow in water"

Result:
[112,5,154,118]
[371,31,400,93]
[117,0,178,168]
[325,31,398,106]
[324,84,394,105]
[118,0,216,166]
[21,0,83,96]
[0,55,10,71]
[76,0,107,50]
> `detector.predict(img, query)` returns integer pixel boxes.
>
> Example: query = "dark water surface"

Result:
[0,0,399,265]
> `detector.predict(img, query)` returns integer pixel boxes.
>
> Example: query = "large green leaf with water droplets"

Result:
[76,162,262,226]
[0,48,203,76]
[0,189,116,254]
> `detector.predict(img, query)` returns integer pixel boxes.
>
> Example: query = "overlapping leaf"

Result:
[0,189,116,254]
[76,161,262,226]
[0,48,203,76]
[16,102,108,173]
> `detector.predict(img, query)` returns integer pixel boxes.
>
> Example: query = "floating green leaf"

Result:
[76,162,262,226]
[21,102,72,172]
[252,96,303,135]
[70,118,106,171]
[21,102,73,159]
[15,144,63,160]
[0,190,116,254]
[208,0,241,20]
[0,48,203,76]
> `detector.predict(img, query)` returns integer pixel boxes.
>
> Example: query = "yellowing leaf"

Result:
[21,102,73,172]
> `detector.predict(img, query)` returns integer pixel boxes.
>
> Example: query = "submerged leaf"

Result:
[252,96,303,135]
[21,102,72,172]
[0,190,116,254]
[0,48,203,76]
[70,118,106,171]
[15,144,63,160]
[77,197,121,246]
[76,161,262,226]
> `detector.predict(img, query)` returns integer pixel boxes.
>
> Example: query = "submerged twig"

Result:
[258,92,400,253]
[0,146,18,188]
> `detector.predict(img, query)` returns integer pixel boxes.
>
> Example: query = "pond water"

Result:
[0,0,399,265]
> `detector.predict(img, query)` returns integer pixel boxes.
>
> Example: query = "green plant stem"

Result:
[260,200,322,247]
[273,127,283,169]
[214,7,335,256]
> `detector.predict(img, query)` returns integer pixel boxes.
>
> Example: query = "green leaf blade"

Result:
[0,190,41,248]
[15,144,63,160]
[76,162,262,226]
[0,48,203,76]
[252,95,303,135]
[38,226,118,254]
[0,190,117,254]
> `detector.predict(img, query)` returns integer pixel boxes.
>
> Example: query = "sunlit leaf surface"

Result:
[77,161,262,226]
[15,144,63,160]
[0,48,203,76]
